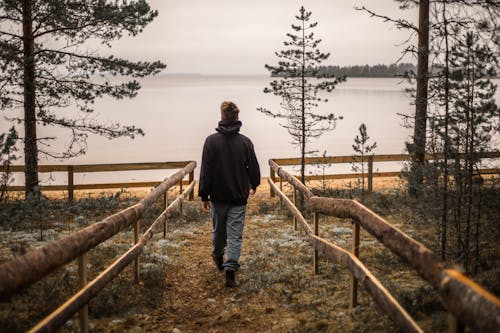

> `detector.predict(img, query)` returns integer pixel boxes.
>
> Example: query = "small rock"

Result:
[207,298,216,305]
[338,311,345,318]
[172,328,181,333]
[75,216,86,225]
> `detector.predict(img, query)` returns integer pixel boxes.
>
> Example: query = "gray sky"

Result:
[107,1,419,75]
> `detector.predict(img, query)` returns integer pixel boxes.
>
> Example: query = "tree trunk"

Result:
[299,16,306,210]
[410,0,430,194]
[22,0,39,196]
[441,0,450,261]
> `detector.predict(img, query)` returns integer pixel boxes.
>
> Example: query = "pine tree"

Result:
[427,24,498,272]
[448,30,498,272]
[351,123,377,203]
[258,6,344,193]
[0,0,166,195]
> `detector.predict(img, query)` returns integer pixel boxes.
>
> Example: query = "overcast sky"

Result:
[109,0,418,75]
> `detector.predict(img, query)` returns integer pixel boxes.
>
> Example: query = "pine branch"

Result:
[355,6,418,32]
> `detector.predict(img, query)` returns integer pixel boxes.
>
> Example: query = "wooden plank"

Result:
[313,213,319,275]
[350,221,360,308]
[1,165,69,172]
[0,162,196,300]
[301,171,401,181]
[300,168,497,181]
[293,189,297,231]
[5,180,192,192]
[270,166,276,197]
[271,151,500,167]
[188,171,194,201]
[367,156,374,193]
[0,161,192,173]
[73,161,191,173]
[77,254,88,333]
[67,166,74,202]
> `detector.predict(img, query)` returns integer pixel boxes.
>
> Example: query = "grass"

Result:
[0,180,498,332]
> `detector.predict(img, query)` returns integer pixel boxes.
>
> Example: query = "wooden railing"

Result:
[1,161,195,201]
[0,161,197,332]
[269,152,500,196]
[269,159,500,333]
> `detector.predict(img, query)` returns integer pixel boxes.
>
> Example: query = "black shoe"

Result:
[225,269,236,288]
[212,255,224,272]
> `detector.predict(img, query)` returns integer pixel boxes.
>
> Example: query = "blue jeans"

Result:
[210,202,246,271]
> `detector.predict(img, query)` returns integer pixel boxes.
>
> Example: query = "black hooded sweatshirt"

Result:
[198,120,260,205]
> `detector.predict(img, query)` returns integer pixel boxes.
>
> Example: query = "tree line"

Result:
[271,63,416,78]
[316,63,416,78]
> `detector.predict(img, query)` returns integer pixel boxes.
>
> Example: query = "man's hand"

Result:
[249,188,256,195]
[202,201,211,212]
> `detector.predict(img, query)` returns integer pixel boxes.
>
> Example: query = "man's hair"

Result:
[221,101,240,121]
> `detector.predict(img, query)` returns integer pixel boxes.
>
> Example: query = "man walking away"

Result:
[199,101,260,287]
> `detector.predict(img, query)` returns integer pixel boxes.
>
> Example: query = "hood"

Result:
[216,120,242,136]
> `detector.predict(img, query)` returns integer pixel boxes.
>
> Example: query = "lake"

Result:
[8,76,500,186]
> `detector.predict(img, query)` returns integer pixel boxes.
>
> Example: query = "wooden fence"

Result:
[269,159,500,333]
[269,152,500,196]
[0,161,195,201]
[0,161,197,332]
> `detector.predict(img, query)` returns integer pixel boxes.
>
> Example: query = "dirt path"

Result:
[137,214,291,333]
[102,195,400,333]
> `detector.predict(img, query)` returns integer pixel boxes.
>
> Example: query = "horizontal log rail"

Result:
[0,161,196,300]
[6,179,193,192]
[269,152,500,197]
[268,178,423,333]
[272,151,500,166]
[295,168,498,181]
[270,159,500,332]
[1,161,195,201]
[29,180,196,333]
[0,161,193,173]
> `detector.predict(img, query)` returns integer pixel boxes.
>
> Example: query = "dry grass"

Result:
[0,178,498,332]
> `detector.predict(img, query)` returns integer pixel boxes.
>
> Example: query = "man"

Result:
[199,101,260,288]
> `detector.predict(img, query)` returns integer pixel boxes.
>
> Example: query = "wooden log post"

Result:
[179,179,183,215]
[293,188,297,231]
[270,167,276,197]
[279,177,283,208]
[68,165,74,202]
[367,155,374,193]
[313,212,319,275]
[134,220,139,283]
[77,253,88,333]
[163,217,167,239]
[350,219,360,308]
[188,171,194,201]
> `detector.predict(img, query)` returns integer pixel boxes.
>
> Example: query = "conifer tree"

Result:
[0,0,166,195]
[351,123,377,203]
[258,6,344,191]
